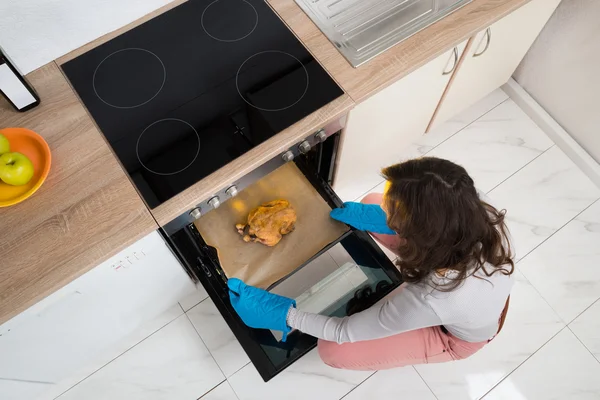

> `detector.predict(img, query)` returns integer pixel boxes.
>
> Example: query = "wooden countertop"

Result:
[1,0,533,324]
[268,0,532,103]
[0,63,157,325]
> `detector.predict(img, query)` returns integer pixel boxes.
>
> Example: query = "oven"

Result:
[57,0,402,381]
[161,121,403,382]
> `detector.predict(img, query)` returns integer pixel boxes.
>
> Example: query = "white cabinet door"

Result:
[333,40,467,202]
[430,0,562,130]
[0,231,198,400]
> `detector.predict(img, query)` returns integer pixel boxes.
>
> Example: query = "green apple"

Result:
[0,152,34,186]
[0,133,10,155]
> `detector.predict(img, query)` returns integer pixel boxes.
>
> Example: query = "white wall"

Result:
[0,0,173,74]
[513,0,600,164]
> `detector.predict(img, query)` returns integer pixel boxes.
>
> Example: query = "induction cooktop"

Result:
[62,0,343,209]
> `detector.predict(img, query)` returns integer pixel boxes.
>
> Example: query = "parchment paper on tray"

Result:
[194,163,349,289]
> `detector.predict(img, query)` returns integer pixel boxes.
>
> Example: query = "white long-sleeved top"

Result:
[286,190,515,344]
[286,266,514,344]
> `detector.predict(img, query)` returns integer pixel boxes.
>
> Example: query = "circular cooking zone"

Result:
[92,48,166,109]
[201,0,259,42]
[136,118,201,175]
[236,50,309,112]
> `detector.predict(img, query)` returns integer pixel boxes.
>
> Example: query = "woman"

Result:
[228,157,514,370]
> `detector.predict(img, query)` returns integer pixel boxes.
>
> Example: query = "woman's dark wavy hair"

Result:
[382,157,514,291]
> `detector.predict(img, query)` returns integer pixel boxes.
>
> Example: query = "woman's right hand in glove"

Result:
[228,278,296,341]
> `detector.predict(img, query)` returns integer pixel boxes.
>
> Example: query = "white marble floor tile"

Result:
[488,146,600,259]
[336,176,384,203]
[518,200,600,323]
[336,90,507,202]
[0,304,183,400]
[31,304,184,400]
[410,88,509,157]
[570,299,600,362]
[200,381,239,400]
[342,367,436,400]
[55,315,225,400]
[187,299,250,378]
[179,285,209,312]
[228,349,371,400]
[415,270,564,400]
[427,99,554,192]
[370,180,387,195]
[484,329,600,400]
[352,180,386,203]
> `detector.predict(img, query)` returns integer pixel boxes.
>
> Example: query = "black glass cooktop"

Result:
[62,0,343,209]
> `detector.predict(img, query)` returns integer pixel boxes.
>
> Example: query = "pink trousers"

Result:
[317,193,489,370]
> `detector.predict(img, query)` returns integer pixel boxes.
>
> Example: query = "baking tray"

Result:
[194,162,349,289]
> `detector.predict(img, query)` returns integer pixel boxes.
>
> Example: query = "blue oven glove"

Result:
[330,202,396,235]
[227,278,296,342]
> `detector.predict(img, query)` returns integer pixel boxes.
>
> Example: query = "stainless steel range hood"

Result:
[294,0,473,67]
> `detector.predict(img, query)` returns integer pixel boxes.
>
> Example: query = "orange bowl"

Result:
[0,128,52,207]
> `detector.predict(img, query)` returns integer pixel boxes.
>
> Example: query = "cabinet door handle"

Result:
[442,47,459,75]
[473,28,492,58]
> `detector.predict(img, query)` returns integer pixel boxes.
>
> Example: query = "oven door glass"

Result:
[266,233,398,347]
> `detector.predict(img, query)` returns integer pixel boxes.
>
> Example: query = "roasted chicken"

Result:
[235,199,297,246]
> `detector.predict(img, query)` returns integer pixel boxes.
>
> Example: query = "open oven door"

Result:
[163,139,403,382]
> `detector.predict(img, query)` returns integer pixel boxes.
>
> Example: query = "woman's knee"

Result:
[318,338,407,371]
[317,340,345,369]
[360,193,384,205]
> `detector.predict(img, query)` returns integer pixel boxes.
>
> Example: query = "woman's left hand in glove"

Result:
[227,278,296,341]
[330,202,396,235]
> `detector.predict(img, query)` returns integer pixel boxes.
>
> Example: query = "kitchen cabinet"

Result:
[429,0,562,130]
[333,40,468,202]
[0,232,198,400]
